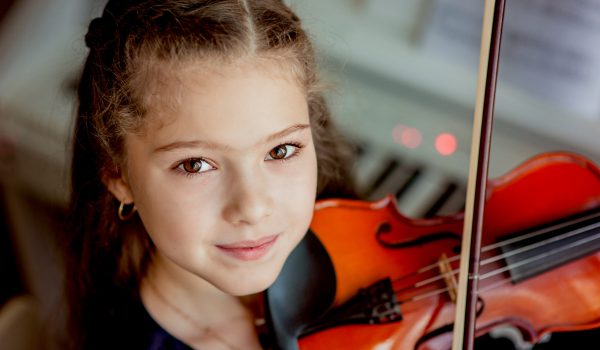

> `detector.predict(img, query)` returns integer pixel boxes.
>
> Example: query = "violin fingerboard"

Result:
[500,209,600,284]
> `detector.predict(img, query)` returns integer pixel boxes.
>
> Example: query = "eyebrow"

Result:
[153,123,311,154]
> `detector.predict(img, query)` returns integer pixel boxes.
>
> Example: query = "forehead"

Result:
[131,58,309,150]
[136,56,304,122]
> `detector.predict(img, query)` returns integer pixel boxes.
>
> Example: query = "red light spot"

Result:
[435,133,457,156]
[392,124,421,149]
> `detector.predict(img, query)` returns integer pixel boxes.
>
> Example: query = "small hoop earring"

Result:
[118,201,137,221]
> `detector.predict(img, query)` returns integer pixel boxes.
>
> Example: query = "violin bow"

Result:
[451,1,506,349]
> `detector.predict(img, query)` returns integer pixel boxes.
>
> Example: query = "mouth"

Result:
[216,234,279,261]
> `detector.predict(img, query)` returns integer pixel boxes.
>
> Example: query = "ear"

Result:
[103,172,135,204]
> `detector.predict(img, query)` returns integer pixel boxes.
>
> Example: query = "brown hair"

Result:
[65,0,355,348]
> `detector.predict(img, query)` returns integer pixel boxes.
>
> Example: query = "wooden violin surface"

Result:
[267,152,600,350]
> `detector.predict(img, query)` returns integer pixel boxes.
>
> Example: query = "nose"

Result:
[222,169,273,226]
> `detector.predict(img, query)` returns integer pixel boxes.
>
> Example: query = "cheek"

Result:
[276,149,318,223]
[136,193,220,266]
[128,170,219,248]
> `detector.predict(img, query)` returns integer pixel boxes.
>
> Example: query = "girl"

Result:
[64,0,355,349]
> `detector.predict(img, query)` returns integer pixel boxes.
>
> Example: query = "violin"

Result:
[265,0,600,348]
[265,151,600,349]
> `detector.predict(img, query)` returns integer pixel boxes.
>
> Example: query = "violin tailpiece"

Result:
[301,278,403,337]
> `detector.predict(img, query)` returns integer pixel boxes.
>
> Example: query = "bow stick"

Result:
[451,1,506,349]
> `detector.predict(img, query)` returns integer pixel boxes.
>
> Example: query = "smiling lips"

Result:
[216,234,279,261]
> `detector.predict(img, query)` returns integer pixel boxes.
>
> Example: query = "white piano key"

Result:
[354,152,399,196]
[396,170,448,218]
[367,162,416,201]
[435,185,466,216]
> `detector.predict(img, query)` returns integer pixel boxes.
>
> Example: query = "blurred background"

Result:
[0,0,599,349]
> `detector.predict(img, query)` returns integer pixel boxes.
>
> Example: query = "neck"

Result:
[140,253,263,349]
[142,252,248,324]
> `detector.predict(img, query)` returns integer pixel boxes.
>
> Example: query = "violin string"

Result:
[393,223,600,294]
[397,228,600,304]
[479,229,600,280]
[398,210,600,281]
[480,222,600,265]
[407,277,512,303]
[390,210,600,288]
[411,285,451,302]
[391,219,599,298]
[405,228,600,302]
[409,220,600,289]
[477,276,511,294]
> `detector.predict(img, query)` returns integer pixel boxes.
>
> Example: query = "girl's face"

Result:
[107,62,318,296]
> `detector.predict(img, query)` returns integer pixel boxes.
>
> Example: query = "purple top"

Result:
[139,305,193,350]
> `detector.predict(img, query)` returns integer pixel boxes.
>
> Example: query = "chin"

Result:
[222,265,282,296]
[224,279,275,296]
[216,237,303,296]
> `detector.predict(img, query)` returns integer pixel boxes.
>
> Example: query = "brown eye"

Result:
[269,145,288,160]
[177,159,213,174]
[266,144,299,161]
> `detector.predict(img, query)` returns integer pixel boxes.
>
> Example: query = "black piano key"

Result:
[422,182,458,218]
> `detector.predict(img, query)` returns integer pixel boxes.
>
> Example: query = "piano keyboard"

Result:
[352,141,466,219]
[329,56,566,222]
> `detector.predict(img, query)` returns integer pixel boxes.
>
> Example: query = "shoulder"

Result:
[83,298,193,350]
[138,302,194,350]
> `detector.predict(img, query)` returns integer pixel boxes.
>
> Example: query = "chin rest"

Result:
[263,229,337,350]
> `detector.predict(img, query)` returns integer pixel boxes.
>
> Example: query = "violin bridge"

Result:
[438,253,458,303]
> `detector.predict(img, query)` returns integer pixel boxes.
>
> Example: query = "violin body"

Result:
[266,152,600,349]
